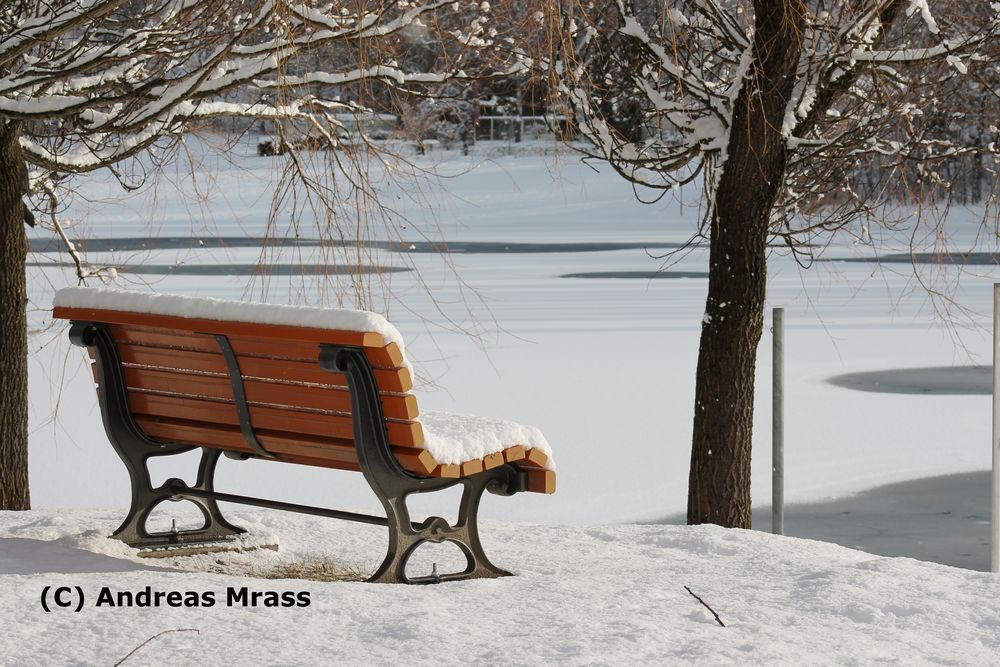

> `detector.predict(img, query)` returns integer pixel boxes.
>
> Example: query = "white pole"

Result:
[992,284,1000,572]
[773,307,784,535]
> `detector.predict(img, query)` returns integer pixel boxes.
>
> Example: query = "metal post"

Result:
[772,307,785,535]
[992,284,1000,571]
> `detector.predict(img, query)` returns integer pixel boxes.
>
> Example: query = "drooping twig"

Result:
[685,585,725,627]
[39,180,117,284]
[40,181,87,283]
[114,628,200,666]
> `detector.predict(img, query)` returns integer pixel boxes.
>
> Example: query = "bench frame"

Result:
[69,321,527,584]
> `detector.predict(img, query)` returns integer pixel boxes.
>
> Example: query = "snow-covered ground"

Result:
[3,509,1000,666]
[6,139,1000,664]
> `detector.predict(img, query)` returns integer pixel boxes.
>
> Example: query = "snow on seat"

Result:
[420,411,555,488]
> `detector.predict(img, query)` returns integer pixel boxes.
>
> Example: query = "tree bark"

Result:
[0,120,30,510]
[687,0,806,527]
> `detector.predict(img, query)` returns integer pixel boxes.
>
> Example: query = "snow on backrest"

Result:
[53,286,410,365]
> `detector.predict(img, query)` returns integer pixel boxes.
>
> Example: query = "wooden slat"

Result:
[127,392,424,447]
[133,416,437,475]
[503,445,526,464]
[107,324,215,353]
[432,464,461,478]
[483,452,505,470]
[370,342,405,369]
[115,343,412,393]
[118,344,229,374]
[519,448,550,470]
[460,459,484,476]
[54,306,385,347]
[106,324,405,369]
[121,366,418,420]
[238,354,413,393]
[525,469,556,494]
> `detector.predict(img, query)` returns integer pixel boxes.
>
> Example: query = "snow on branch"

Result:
[548,0,752,192]
[546,0,1000,244]
[0,0,125,68]
[1,0,499,178]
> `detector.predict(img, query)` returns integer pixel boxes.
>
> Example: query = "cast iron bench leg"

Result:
[69,322,245,548]
[368,469,517,584]
[322,345,524,584]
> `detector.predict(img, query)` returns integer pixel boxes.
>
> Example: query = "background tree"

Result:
[0,0,503,511]
[546,0,1000,526]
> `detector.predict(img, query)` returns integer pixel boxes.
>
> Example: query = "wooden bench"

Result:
[53,287,555,584]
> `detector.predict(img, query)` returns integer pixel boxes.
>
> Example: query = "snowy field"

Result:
[5,138,1000,664]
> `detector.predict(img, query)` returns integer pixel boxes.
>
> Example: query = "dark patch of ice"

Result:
[826,366,990,395]
[27,262,409,276]
[560,271,709,279]
[657,471,992,571]
[826,252,1000,266]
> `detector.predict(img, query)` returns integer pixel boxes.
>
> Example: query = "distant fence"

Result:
[476,115,571,143]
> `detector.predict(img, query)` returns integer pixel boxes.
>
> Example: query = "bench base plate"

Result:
[136,540,279,559]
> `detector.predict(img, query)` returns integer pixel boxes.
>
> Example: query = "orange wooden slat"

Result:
[117,344,225,374]
[107,324,215,352]
[519,448,550,470]
[236,354,413,393]
[483,452,505,470]
[127,392,424,446]
[525,469,556,494]
[114,343,412,393]
[133,416,436,475]
[503,445,526,464]
[432,464,461,478]
[121,366,419,420]
[106,324,405,370]
[460,459,484,476]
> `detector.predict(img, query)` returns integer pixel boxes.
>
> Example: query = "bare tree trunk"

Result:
[687,0,805,527]
[0,121,30,510]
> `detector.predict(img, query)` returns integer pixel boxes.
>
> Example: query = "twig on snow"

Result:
[114,628,200,666]
[685,585,725,627]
